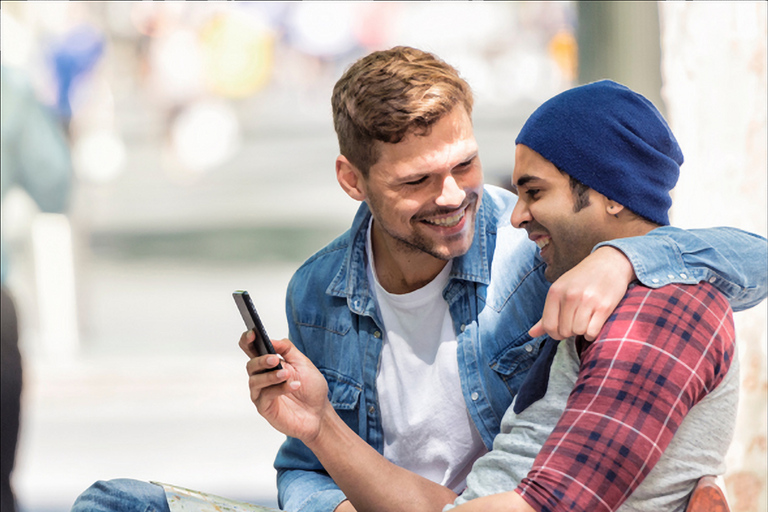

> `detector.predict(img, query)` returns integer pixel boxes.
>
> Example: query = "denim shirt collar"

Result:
[327,196,492,315]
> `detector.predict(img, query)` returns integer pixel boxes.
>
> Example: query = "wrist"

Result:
[595,245,636,283]
[304,400,341,451]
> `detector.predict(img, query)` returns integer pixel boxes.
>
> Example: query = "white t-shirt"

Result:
[366,221,486,492]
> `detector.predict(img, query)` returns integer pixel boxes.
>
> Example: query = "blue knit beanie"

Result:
[515,80,683,226]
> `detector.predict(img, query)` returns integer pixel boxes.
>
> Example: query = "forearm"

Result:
[306,406,457,512]
[597,226,768,311]
[450,491,534,512]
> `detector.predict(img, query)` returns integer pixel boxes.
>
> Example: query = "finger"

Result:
[570,301,593,338]
[528,320,546,338]
[584,306,612,341]
[246,354,285,376]
[540,290,564,340]
[556,291,579,340]
[251,374,301,407]
[239,330,257,358]
[246,365,291,405]
[271,337,307,367]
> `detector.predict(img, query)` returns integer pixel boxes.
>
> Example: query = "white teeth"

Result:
[535,238,550,249]
[425,211,464,227]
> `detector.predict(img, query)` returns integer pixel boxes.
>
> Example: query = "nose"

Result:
[510,197,531,228]
[436,175,466,207]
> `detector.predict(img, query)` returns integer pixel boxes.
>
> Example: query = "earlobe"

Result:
[336,156,366,202]
[606,200,625,217]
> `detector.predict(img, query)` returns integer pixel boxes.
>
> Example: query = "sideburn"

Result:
[569,176,591,212]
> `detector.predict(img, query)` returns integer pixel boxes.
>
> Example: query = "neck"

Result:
[606,213,661,241]
[370,222,449,294]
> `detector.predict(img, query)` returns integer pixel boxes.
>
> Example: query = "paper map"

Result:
[152,482,282,512]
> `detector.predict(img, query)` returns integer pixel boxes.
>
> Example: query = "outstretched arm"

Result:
[241,332,457,512]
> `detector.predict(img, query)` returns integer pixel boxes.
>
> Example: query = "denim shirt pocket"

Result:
[319,367,363,430]
[488,332,540,396]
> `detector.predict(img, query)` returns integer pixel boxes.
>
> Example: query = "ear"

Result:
[604,199,626,217]
[336,155,367,202]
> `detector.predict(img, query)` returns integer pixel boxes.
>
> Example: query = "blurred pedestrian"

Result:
[1,64,73,512]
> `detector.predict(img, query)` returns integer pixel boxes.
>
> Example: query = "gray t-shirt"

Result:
[450,339,739,511]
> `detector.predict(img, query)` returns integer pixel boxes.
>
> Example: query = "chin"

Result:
[544,266,563,283]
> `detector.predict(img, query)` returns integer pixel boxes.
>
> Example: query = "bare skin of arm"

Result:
[451,491,535,512]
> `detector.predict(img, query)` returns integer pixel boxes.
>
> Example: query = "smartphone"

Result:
[233,290,282,371]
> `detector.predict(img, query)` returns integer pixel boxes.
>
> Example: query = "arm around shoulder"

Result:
[596,226,767,311]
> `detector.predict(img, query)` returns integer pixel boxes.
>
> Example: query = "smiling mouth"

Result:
[535,238,550,250]
[423,209,466,228]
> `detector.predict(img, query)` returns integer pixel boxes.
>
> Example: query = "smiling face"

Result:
[510,144,611,282]
[362,106,483,269]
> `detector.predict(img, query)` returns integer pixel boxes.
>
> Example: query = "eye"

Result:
[456,158,474,171]
[404,175,429,186]
[526,189,541,199]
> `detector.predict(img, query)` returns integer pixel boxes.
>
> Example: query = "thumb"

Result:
[271,337,307,367]
[528,320,545,339]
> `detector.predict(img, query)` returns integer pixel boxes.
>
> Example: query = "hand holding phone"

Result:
[233,290,282,372]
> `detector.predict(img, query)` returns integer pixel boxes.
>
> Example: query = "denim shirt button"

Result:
[652,278,660,283]
[460,324,466,333]
[680,273,687,279]
[368,405,376,414]
[709,276,717,283]
[525,344,533,353]
[667,274,675,279]
[471,392,479,401]
[373,330,381,339]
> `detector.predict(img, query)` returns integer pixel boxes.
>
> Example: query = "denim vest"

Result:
[274,185,767,512]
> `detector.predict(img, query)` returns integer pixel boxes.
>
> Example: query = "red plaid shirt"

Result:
[516,282,735,512]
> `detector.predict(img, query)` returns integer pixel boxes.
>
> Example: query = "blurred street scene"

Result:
[0,2,765,512]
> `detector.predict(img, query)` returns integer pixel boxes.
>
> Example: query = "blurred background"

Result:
[0,2,765,512]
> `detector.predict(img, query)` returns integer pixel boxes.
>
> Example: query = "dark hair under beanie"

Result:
[515,80,683,226]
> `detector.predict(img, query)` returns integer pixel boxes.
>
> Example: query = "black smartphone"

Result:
[233,290,282,371]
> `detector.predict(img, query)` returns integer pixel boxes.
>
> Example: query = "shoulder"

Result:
[288,229,351,294]
[615,282,733,332]
[288,203,369,294]
[593,282,735,390]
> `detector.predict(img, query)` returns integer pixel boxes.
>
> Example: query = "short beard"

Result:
[372,192,479,261]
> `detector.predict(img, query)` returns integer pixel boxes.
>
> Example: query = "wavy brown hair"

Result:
[332,46,473,176]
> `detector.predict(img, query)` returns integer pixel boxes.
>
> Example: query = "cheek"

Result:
[464,168,484,191]
[387,194,425,220]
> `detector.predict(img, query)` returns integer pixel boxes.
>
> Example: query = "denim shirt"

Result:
[275,185,767,512]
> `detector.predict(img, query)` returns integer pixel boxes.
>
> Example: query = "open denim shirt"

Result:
[274,185,767,512]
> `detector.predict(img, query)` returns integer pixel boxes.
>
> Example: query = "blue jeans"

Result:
[71,479,170,512]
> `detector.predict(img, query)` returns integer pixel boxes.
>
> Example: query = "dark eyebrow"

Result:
[515,175,542,189]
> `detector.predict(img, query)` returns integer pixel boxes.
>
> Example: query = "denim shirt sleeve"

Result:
[276,261,354,512]
[595,226,768,312]
[277,467,348,512]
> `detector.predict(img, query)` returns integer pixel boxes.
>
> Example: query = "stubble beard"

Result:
[375,192,480,262]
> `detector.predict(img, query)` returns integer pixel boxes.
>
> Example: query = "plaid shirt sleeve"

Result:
[516,282,735,512]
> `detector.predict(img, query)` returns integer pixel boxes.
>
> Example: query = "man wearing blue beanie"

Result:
[447,80,744,511]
